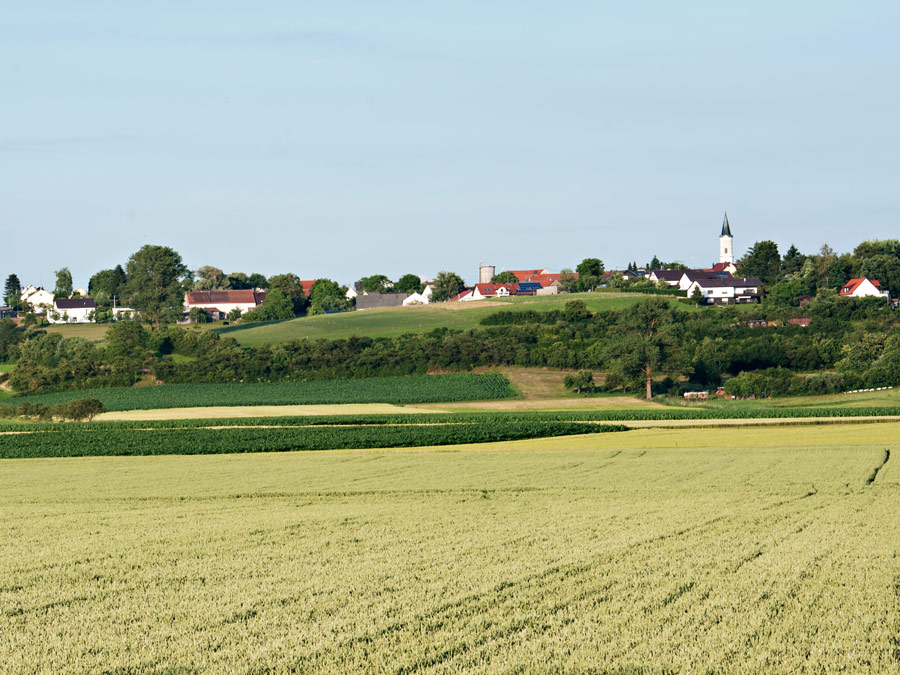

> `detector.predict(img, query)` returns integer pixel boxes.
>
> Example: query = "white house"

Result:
[184,290,266,317]
[685,277,762,305]
[839,278,890,299]
[402,292,428,306]
[21,285,54,314]
[49,298,96,323]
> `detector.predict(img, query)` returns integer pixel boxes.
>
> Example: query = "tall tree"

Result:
[430,271,465,302]
[267,273,307,314]
[738,240,781,283]
[247,273,268,289]
[395,274,425,295]
[124,245,190,329]
[359,274,393,293]
[88,265,127,302]
[54,267,73,298]
[308,279,352,315]
[490,271,518,284]
[781,245,806,276]
[4,274,22,309]
[227,272,250,289]
[193,265,228,291]
[576,258,605,291]
[603,298,690,400]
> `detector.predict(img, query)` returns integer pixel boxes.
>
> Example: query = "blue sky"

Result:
[2,1,899,288]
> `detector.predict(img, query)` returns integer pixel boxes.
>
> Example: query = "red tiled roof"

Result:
[449,289,473,302]
[475,283,519,296]
[186,290,266,306]
[507,269,545,282]
[300,280,316,296]
[840,278,880,295]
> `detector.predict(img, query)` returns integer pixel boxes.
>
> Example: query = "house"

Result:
[0,306,16,319]
[648,270,686,287]
[685,277,762,305]
[49,298,96,324]
[20,285,54,314]
[788,318,812,327]
[839,278,889,299]
[184,290,267,317]
[356,292,409,310]
[469,283,518,300]
[678,269,729,291]
[449,289,474,302]
[402,292,428,306]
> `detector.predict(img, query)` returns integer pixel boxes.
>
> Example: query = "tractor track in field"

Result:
[866,449,890,486]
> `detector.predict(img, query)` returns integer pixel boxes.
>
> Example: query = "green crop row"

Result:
[3,404,899,435]
[0,421,626,459]
[7,373,517,411]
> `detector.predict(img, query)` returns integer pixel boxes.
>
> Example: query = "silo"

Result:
[479,264,495,284]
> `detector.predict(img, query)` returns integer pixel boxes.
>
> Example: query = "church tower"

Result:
[719,211,733,264]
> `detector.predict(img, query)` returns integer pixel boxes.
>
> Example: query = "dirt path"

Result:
[623,416,900,428]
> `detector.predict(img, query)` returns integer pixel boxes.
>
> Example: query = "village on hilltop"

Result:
[1,212,893,325]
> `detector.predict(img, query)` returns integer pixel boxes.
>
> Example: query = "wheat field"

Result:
[2,424,899,672]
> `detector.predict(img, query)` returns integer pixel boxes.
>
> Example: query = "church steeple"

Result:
[721,210,732,237]
[719,210,734,265]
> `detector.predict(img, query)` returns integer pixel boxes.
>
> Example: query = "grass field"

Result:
[42,323,110,342]
[211,291,682,346]
[2,422,899,672]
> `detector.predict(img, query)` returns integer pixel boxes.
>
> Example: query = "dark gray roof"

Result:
[721,211,732,237]
[651,269,687,282]
[55,298,96,309]
[356,292,409,310]
[691,277,760,288]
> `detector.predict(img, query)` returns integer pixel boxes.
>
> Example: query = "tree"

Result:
[194,265,228,291]
[226,272,251,289]
[603,297,690,400]
[738,241,781,283]
[690,285,705,305]
[4,274,22,309]
[267,273,307,314]
[359,274,393,293]
[430,271,466,302]
[124,245,190,329]
[648,255,662,271]
[558,269,579,293]
[65,398,106,421]
[563,300,592,322]
[54,267,73,298]
[308,279,352,315]
[247,273,268,289]
[241,288,295,322]
[189,307,212,323]
[105,321,150,359]
[781,245,806,276]
[491,271,519,284]
[395,274,425,295]
[88,265,127,304]
[564,370,595,394]
[576,258,605,291]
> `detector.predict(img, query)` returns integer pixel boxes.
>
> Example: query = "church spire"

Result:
[720,210,732,237]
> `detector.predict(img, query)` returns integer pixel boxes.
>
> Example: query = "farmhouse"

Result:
[839,278,889,299]
[184,290,266,317]
[685,277,762,305]
[49,298,96,324]
[20,285,54,314]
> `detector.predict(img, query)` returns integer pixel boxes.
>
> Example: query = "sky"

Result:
[2,1,899,289]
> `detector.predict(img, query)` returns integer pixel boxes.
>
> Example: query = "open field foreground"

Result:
[2,423,900,672]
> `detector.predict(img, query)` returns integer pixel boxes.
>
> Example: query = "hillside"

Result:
[211,291,686,346]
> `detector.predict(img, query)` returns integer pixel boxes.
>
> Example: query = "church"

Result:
[710,211,738,275]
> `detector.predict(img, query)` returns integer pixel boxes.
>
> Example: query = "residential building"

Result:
[184,290,267,317]
[20,285,54,314]
[839,278,889,299]
[49,298,96,323]
[685,277,762,305]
